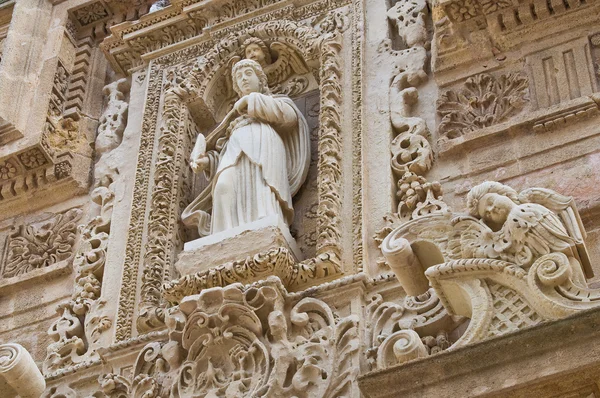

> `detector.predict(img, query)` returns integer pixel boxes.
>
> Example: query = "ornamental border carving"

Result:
[351,0,364,271]
[115,15,349,341]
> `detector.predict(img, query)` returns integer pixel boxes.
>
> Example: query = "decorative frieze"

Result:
[101,0,352,74]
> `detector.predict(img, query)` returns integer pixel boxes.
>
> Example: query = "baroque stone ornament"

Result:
[377,181,600,361]
[113,278,359,398]
[1,208,83,278]
[437,72,529,139]
[387,0,428,48]
[118,19,345,339]
[0,343,46,398]
[44,78,129,373]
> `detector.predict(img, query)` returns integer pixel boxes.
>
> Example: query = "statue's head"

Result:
[242,37,271,67]
[467,181,519,228]
[232,59,270,97]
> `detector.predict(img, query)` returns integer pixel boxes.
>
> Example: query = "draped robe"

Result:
[209,92,310,234]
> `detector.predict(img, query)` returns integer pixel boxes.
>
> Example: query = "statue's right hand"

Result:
[191,156,210,173]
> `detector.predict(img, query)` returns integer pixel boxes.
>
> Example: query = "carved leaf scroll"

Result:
[437,72,529,139]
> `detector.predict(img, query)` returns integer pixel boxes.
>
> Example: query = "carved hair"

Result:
[231,59,271,97]
[467,181,520,217]
[242,37,272,65]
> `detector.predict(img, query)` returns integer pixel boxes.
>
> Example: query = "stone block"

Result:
[177,214,302,277]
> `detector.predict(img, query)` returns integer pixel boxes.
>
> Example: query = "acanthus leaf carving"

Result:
[437,72,529,140]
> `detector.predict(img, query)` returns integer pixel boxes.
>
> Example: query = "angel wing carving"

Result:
[265,41,310,86]
[446,216,511,262]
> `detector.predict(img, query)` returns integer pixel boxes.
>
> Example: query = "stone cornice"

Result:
[434,0,600,74]
[101,0,350,74]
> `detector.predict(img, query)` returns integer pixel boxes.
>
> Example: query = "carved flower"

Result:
[591,34,600,47]
[73,3,109,26]
[0,160,17,180]
[18,149,47,169]
[1,208,82,278]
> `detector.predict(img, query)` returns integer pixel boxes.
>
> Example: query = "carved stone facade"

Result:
[1,0,600,397]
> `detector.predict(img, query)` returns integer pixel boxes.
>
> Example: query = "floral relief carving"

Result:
[1,208,83,279]
[71,1,111,26]
[0,159,18,181]
[18,148,49,169]
[437,72,529,139]
[163,247,336,305]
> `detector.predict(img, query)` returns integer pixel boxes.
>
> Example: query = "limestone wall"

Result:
[0,0,600,396]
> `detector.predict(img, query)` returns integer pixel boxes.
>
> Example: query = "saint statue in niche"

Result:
[182,59,310,235]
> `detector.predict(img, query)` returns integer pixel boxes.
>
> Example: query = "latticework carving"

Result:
[487,282,542,338]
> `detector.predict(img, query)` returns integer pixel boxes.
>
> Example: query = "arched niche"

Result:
[126,19,345,335]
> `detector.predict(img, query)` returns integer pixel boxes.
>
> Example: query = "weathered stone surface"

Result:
[0,0,598,396]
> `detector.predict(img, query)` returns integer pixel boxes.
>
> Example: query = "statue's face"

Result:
[477,193,515,226]
[245,43,267,66]
[235,66,261,96]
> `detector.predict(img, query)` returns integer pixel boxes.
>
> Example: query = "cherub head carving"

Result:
[231,59,270,97]
[467,182,520,230]
[242,37,272,67]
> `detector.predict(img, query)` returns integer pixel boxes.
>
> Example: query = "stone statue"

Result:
[225,37,310,89]
[183,59,310,235]
[242,37,271,68]
[448,181,587,276]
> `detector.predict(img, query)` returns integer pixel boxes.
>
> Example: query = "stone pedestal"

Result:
[176,215,302,277]
[164,215,306,304]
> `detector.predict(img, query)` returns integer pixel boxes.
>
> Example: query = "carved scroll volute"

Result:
[0,343,46,398]
[381,236,429,296]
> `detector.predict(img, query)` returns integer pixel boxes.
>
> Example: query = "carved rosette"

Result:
[1,208,82,279]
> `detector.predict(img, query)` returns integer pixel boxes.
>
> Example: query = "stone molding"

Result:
[358,306,600,398]
[100,0,352,74]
